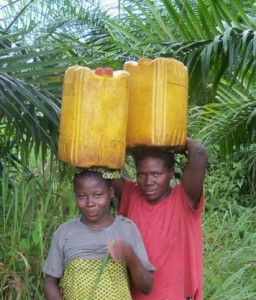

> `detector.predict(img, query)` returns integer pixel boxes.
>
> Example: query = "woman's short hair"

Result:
[131,147,175,170]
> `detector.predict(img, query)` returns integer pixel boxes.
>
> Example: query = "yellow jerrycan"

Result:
[124,57,188,147]
[58,66,129,169]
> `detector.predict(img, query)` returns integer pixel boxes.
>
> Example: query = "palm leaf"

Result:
[0,73,60,160]
[189,79,256,157]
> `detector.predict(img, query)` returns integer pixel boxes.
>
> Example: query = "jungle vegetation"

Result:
[0,0,255,299]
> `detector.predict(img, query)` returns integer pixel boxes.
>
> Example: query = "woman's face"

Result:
[136,156,174,205]
[74,176,114,229]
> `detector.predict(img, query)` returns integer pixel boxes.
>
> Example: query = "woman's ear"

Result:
[169,168,175,179]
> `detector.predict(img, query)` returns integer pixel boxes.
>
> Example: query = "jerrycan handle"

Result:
[138,58,152,65]
[95,67,113,77]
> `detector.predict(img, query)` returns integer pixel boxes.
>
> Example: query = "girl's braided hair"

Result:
[74,169,112,189]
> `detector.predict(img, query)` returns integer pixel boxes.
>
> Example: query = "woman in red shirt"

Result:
[113,138,208,300]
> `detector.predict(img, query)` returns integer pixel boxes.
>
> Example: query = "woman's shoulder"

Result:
[124,177,139,187]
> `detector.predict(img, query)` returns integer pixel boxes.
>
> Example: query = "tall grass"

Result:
[0,158,76,299]
[203,161,256,299]
[203,206,256,299]
[0,157,255,299]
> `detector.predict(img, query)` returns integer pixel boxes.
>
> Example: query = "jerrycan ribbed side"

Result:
[124,58,188,147]
[58,66,129,169]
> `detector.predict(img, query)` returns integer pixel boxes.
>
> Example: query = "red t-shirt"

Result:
[118,179,204,300]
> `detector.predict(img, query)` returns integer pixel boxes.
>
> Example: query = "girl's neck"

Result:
[81,213,115,230]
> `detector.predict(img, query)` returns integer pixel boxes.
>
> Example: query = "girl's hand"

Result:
[108,237,132,263]
[108,237,153,295]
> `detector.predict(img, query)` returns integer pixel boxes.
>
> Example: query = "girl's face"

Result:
[136,156,174,205]
[74,176,114,229]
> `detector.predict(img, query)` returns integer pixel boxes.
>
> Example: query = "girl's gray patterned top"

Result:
[43,215,155,278]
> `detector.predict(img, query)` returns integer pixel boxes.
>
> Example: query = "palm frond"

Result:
[0,73,60,160]
[189,79,256,158]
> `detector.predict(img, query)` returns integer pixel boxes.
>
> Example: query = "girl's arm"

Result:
[108,238,153,294]
[44,274,64,300]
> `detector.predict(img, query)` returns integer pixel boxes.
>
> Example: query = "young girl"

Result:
[43,169,154,300]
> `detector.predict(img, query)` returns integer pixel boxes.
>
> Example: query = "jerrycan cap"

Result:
[95,67,113,76]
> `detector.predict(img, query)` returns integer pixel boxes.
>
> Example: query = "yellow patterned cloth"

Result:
[61,258,132,300]
[75,167,121,179]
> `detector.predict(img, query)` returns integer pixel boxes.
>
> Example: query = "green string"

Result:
[87,252,110,300]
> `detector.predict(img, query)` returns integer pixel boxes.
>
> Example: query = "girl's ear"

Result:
[109,186,114,198]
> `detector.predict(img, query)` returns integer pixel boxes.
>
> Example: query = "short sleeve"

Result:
[42,230,64,278]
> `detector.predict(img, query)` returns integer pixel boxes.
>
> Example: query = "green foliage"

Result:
[204,160,256,212]
[1,0,255,186]
[0,158,76,299]
[1,0,255,192]
[203,157,256,298]
[0,0,255,298]
[203,205,256,299]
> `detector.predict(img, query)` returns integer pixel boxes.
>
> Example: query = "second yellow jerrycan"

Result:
[124,57,188,148]
[58,66,129,169]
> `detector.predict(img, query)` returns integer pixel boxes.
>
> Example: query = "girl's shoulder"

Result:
[114,215,139,231]
[115,214,133,223]
[53,217,81,237]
